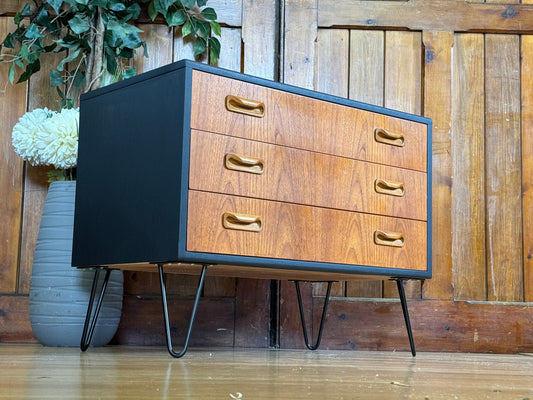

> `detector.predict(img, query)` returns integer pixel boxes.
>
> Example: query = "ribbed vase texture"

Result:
[30,181,123,347]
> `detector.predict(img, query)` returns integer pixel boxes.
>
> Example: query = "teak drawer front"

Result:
[187,191,427,271]
[190,71,427,171]
[189,130,427,221]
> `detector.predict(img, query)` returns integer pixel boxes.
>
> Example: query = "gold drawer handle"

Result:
[375,179,405,197]
[225,153,264,175]
[225,95,265,118]
[374,128,405,147]
[223,212,262,232]
[374,230,405,248]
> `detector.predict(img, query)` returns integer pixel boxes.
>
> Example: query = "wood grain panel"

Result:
[191,71,428,171]
[0,18,25,294]
[347,30,385,298]
[187,191,427,271]
[314,29,348,98]
[189,130,427,220]
[0,296,36,342]
[383,31,422,298]
[317,0,533,33]
[523,35,533,302]
[484,34,522,302]
[452,34,486,301]
[349,30,384,107]
[243,0,277,79]
[422,31,454,300]
[319,299,533,354]
[283,0,317,89]
[0,1,25,15]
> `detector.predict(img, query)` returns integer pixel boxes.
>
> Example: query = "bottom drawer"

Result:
[187,191,427,271]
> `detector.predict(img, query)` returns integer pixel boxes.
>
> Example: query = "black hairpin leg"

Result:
[393,278,416,356]
[158,263,207,358]
[80,268,112,351]
[294,281,333,350]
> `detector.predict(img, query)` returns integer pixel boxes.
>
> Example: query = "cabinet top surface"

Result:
[81,59,431,127]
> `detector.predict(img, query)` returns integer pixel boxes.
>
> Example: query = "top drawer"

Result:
[190,70,427,171]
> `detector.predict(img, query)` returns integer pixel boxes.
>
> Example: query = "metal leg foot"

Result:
[80,268,112,351]
[158,263,208,358]
[394,279,416,356]
[294,281,333,350]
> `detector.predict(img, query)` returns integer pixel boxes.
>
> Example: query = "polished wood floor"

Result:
[0,345,532,399]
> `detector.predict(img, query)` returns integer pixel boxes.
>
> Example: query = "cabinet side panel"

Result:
[72,69,188,266]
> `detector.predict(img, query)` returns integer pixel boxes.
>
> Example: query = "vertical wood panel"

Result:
[484,34,522,302]
[523,35,533,302]
[349,30,384,107]
[0,18,25,294]
[283,0,317,89]
[422,30,454,300]
[346,30,384,298]
[452,34,486,301]
[242,0,277,79]
[383,31,422,298]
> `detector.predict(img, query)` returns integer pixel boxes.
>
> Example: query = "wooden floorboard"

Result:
[0,345,532,399]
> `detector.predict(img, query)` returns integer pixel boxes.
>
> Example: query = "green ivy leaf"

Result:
[75,0,89,5]
[50,69,65,86]
[122,67,136,79]
[19,43,30,61]
[25,24,44,39]
[209,36,220,64]
[196,19,210,38]
[8,64,15,84]
[166,9,186,27]
[14,13,23,25]
[200,7,217,21]
[197,0,208,7]
[122,32,142,49]
[68,14,91,34]
[182,19,192,37]
[109,2,127,12]
[193,36,206,56]
[57,48,80,71]
[210,21,221,37]
[181,0,196,9]
[17,59,40,83]
[72,69,85,88]
[147,1,158,21]
[20,3,32,16]
[36,7,54,31]
[47,0,64,13]
[3,33,14,49]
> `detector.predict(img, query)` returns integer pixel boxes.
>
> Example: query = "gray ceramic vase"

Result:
[30,180,123,347]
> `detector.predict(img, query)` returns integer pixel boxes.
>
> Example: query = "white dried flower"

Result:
[11,108,55,165]
[34,108,79,169]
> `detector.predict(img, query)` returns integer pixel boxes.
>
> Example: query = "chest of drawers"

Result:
[72,60,431,356]
[72,60,431,281]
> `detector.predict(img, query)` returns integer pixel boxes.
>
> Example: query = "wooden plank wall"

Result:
[2,0,533,353]
[0,0,279,347]
[280,0,533,353]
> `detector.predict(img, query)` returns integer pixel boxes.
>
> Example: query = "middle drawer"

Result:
[189,130,427,221]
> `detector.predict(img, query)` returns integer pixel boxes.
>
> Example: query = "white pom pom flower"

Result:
[35,108,79,169]
[11,108,55,165]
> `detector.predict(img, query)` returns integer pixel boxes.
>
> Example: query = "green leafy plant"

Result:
[0,0,221,108]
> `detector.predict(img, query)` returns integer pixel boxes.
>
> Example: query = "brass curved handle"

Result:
[374,230,405,248]
[374,128,405,147]
[225,95,265,118]
[225,153,264,175]
[375,179,405,197]
[223,212,262,232]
